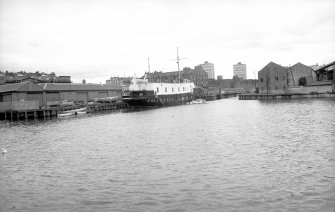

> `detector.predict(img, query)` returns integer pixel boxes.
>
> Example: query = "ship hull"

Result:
[123,93,193,108]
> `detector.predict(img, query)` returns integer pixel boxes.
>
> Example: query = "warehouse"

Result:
[0,82,122,108]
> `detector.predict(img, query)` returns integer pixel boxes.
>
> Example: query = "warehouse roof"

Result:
[39,83,122,91]
[0,81,43,94]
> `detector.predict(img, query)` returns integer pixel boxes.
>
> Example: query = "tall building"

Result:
[201,61,215,79]
[233,62,247,79]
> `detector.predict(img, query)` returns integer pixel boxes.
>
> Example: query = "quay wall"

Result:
[288,85,332,94]
[239,93,335,100]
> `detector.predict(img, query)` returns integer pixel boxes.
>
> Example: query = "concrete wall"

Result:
[288,85,332,94]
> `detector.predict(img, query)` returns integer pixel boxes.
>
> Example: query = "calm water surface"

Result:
[1,98,335,211]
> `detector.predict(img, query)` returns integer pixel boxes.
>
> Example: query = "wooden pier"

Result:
[0,108,59,121]
[0,101,128,121]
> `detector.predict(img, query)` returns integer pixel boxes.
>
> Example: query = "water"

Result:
[1,98,334,211]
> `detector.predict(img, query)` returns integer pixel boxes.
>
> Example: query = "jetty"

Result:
[0,100,127,121]
[239,93,335,100]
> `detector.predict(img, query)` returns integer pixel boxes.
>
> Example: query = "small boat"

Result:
[190,99,206,104]
[2,148,7,154]
[57,108,87,117]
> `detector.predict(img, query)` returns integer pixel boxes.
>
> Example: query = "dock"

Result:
[205,93,238,101]
[239,93,335,100]
[0,101,128,121]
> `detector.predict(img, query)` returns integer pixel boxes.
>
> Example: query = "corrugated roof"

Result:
[259,61,287,73]
[39,83,122,91]
[0,82,26,93]
[290,62,313,70]
[0,81,44,93]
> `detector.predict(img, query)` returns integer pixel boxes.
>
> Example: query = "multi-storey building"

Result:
[233,62,247,79]
[146,65,208,86]
[200,61,215,79]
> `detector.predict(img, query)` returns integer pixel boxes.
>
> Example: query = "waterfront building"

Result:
[287,63,315,86]
[258,61,334,94]
[258,62,288,94]
[233,62,247,79]
[146,66,208,86]
[0,81,122,108]
[200,61,215,79]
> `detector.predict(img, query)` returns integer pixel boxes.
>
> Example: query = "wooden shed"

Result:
[0,81,44,105]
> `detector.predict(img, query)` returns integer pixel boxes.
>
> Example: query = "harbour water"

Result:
[1,98,334,211]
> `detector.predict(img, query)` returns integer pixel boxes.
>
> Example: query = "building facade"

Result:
[106,77,132,86]
[0,81,122,107]
[200,61,215,79]
[258,62,288,94]
[233,62,247,79]
[258,61,323,94]
[287,63,315,86]
[146,66,208,86]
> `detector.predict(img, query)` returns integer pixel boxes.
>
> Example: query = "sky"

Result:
[0,0,334,83]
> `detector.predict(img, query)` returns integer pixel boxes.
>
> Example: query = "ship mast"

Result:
[148,57,151,82]
[171,47,187,83]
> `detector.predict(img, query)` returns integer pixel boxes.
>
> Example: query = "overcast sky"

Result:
[0,0,334,83]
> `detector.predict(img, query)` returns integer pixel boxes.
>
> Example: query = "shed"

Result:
[0,81,44,104]
[39,83,122,103]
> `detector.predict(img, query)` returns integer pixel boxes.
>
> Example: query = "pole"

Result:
[148,57,151,82]
[177,47,180,83]
[253,69,256,91]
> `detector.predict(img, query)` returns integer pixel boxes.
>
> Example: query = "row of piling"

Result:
[0,101,128,121]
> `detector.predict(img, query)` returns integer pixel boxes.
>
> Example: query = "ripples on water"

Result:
[1,98,335,211]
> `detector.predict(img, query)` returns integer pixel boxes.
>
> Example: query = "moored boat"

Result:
[122,48,195,108]
[122,77,194,108]
[190,98,206,104]
[57,107,87,117]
